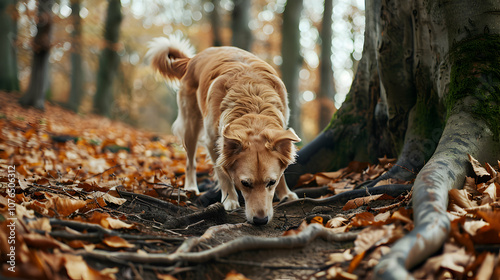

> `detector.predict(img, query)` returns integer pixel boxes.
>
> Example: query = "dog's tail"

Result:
[146,35,195,83]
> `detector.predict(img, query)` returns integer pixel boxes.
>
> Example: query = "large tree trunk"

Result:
[0,0,19,92]
[374,0,500,278]
[93,0,123,117]
[231,0,252,51]
[285,0,500,277]
[67,0,84,112]
[317,0,335,131]
[19,0,54,109]
[281,0,304,137]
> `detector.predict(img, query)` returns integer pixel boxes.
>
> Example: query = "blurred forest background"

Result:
[0,0,365,143]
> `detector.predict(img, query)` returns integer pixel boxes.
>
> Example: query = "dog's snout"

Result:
[252,216,269,225]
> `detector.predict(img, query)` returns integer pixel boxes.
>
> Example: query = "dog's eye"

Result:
[267,180,276,188]
[241,180,252,188]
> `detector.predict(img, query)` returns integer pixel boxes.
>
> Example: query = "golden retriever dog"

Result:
[147,35,300,225]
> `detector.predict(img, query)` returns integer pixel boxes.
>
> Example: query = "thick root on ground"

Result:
[80,223,357,265]
[374,112,499,279]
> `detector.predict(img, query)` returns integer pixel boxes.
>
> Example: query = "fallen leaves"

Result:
[2,93,500,280]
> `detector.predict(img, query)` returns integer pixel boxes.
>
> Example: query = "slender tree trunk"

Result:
[19,0,54,109]
[281,0,303,137]
[317,0,335,131]
[67,0,84,112]
[231,0,252,50]
[210,0,223,47]
[93,0,123,117]
[0,0,19,92]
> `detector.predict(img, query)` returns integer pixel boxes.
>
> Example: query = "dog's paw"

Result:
[222,198,240,210]
[184,185,200,195]
[280,192,299,202]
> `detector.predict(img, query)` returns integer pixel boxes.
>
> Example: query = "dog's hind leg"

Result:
[173,86,203,195]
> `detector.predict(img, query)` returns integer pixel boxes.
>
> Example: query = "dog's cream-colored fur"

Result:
[148,36,300,225]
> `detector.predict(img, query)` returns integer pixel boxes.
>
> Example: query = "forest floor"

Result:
[1,91,499,280]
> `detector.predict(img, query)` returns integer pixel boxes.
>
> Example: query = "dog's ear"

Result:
[216,132,243,169]
[270,128,301,165]
[223,135,243,156]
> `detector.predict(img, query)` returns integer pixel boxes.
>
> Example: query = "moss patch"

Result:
[447,34,500,139]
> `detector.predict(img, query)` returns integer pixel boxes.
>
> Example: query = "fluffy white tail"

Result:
[146,35,195,83]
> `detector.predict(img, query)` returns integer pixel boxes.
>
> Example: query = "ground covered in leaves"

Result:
[1,91,500,280]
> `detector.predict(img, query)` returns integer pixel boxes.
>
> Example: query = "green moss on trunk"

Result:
[447,34,500,139]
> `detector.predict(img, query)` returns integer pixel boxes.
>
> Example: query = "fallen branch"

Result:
[79,223,358,264]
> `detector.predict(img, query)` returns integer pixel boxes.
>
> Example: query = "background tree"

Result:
[281,0,303,137]
[19,0,54,109]
[66,0,84,112]
[317,0,335,131]
[93,0,123,117]
[210,0,223,47]
[0,0,19,92]
[231,0,252,50]
[286,0,500,277]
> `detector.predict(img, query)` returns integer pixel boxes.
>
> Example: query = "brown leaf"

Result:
[468,154,491,180]
[475,252,496,280]
[102,236,134,248]
[449,189,476,209]
[64,254,114,280]
[157,273,179,280]
[353,224,403,254]
[327,216,349,228]
[347,251,365,274]
[224,270,252,280]
[343,194,383,211]
[328,266,359,280]
[485,162,497,178]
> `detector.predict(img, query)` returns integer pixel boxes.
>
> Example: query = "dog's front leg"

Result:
[276,175,299,202]
[216,167,240,210]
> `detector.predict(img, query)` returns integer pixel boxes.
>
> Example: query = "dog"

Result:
[147,35,300,225]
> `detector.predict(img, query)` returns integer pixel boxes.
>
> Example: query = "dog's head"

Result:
[217,127,300,225]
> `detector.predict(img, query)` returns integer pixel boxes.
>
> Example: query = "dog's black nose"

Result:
[253,216,269,225]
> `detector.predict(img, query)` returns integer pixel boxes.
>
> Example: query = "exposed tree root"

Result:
[45,219,185,243]
[277,184,413,210]
[164,202,227,228]
[80,223,357,265]
[374,112,500,279]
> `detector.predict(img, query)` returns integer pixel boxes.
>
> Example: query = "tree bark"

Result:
[317,0,335,131]
[67,0,84,112]
[374,0,500,277]
[231,0,252,51]
[0,0,19,92]
[93,0,123,117]
[285,1,500,277]
[19,0,54,109]
[281,0,304,137]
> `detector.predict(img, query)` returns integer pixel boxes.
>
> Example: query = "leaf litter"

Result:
[0,92,499,279]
